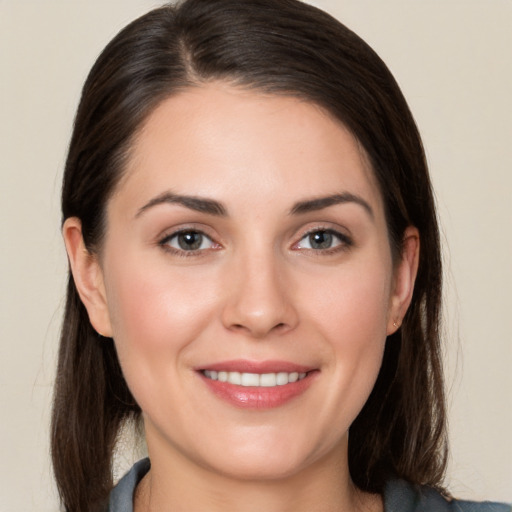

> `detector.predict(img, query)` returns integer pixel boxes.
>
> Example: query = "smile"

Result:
[198,362,317,409]
[202,370,308,387]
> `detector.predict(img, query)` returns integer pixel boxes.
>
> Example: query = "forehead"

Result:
[113,83,384,217]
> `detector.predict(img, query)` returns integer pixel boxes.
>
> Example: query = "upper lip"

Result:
[197,359,315,374]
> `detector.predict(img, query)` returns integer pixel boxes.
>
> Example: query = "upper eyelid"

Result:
[299,226,344,237]
[158,224,216,242]
[160,230,212,244]
[296,224,351,240]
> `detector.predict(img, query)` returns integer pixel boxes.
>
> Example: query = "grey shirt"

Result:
[109,458,511,512]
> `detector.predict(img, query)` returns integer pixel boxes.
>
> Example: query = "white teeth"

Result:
[229,371,241,385]
[260,373,277,387]
[203,370,308,387]
[276,372,289,385]
[241,372,260,386]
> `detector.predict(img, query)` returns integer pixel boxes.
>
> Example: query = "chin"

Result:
[203,452,310,482]
[192,429,342,483]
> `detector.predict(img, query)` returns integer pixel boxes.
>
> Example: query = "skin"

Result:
[64,83,419,512]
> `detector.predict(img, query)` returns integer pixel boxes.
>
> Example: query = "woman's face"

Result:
[75,84,415,480]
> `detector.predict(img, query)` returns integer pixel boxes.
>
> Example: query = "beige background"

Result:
[1,1,510,510]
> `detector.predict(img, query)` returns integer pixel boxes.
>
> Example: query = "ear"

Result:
[387,226,420,335]
[62,217,113,337]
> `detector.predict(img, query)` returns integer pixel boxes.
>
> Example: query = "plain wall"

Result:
[0,1,510,510]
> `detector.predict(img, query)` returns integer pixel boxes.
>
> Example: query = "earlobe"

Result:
[387,226,420,335]
[62,217,113,338]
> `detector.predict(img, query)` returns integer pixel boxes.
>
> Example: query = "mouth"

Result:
[197,360,317,409]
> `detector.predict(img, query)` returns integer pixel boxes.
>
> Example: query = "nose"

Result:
[220,251,299,339]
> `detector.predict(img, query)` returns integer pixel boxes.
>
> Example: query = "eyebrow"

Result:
[135,192,227,218]
[289,193,374,218]
[135,191,373,219]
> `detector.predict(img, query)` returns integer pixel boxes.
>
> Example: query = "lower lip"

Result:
[199,372,317,409]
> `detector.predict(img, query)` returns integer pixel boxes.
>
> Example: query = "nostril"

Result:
[228,321,289,337]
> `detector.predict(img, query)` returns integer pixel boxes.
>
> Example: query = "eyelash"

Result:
[158,228,219,257]
[293,228,353,255]
[158,227,353,257]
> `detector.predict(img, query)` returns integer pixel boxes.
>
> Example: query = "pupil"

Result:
[178,232,202,250]
[310,231,332,249]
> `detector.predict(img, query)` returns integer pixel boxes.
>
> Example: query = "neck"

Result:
[135,434,382,512]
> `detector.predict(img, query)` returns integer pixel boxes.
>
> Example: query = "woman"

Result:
[51,0,511,511]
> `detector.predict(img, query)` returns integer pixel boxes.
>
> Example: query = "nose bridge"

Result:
[222,244,297,338]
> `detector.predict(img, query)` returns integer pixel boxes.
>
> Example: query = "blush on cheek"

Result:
[107,263,217,356]
[313,270,391,335]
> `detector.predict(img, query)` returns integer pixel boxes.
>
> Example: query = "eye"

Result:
[160,230,217,253]
[295,229,351,251]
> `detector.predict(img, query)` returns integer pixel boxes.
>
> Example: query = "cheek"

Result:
[335,267,390,376]
[102,255,219,385]
[306,258,392,343]
[300,259,391,421]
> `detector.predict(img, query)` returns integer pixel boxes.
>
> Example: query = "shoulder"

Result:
[108,458,151,512]
[384,480,511,512]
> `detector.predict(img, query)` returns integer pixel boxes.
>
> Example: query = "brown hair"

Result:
[52,0,446,510]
